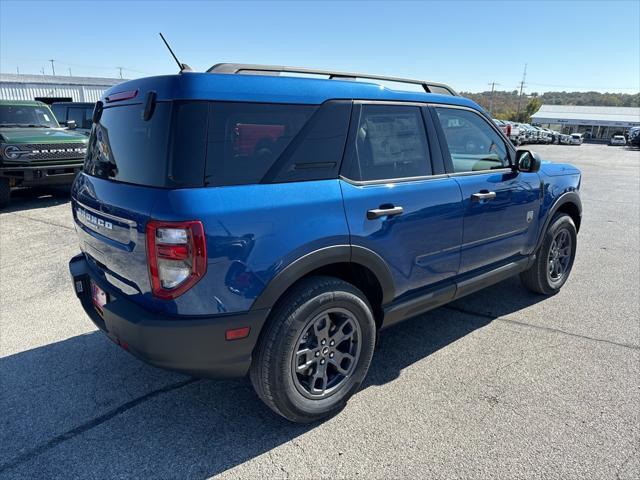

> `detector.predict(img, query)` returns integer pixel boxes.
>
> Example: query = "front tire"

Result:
[250,276,377,423]
[521,213,577,295]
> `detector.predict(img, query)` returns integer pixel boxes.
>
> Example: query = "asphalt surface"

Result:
[1,143,638,479]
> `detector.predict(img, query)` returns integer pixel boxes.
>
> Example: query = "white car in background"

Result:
[570,133,584,145]
[609,135,626,146]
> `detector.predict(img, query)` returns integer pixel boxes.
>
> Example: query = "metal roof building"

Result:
[0,73,126,103]
[532,104,640,140]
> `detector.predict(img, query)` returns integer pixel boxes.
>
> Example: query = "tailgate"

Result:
[72,173,159,300]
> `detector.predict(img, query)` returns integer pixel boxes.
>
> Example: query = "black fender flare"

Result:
[534,191,582,252]
[250,245,395,311]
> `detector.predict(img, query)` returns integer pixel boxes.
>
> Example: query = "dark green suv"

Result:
[0,99,89,207]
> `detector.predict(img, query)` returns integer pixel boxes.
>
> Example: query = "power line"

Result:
[527,81,639,91]
[5,56,154,76]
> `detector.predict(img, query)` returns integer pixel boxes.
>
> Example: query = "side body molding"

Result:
[250,245,396,311]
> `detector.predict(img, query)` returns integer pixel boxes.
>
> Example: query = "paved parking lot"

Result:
[1,143,638,479]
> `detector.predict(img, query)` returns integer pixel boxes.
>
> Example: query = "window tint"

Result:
[435,108,509,173]
[0,104,59,128]
[85,103,172,187]
[168,101,209,186]
[85,102,208,188]
[85,101,346,188]
[51,105,66,123]
[345,104,431,181]
[262,101,351,183]
[68,108,85,128]
[205,103,316,186]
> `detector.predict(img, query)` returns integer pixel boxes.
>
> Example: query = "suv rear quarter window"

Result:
[205,103,315,186]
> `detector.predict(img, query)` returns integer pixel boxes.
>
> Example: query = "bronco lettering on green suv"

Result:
[0,99,89,208]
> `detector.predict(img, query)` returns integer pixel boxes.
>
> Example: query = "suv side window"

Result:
[206,102,316,186]
[344,104,431,181]
[435,107,509,173]
[51,105,66,124]
[68,108,86,128]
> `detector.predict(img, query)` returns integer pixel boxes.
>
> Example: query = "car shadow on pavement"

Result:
[1,187,70,214]
[0,276,545,478]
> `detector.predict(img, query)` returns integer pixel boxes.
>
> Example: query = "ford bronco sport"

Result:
[0,100,88,207]
[69,64,582,422]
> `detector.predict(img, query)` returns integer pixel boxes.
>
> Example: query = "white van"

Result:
[570,133,583,145]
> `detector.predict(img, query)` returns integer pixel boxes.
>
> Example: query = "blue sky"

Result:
[1,0,638,93]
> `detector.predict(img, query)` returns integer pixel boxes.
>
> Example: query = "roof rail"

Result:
[207,63,458,96]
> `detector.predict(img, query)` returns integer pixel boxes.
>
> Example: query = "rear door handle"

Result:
[471,191,497,202]
[366,205,404,220]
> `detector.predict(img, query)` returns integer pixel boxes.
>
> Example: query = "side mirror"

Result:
[66,120,77,130]
[515,150,541,173]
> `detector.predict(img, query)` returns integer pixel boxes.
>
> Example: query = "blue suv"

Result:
[69,64,582,422]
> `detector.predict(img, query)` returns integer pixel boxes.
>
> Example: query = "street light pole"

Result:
[49,59,56,76]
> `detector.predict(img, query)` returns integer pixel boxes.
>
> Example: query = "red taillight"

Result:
[146,220,207,299]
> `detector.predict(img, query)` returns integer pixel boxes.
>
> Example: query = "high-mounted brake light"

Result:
[146,220,207,299]
[105,89,139,103]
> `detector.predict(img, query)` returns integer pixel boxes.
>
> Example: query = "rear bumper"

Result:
[1,162,83,186]
[69,254,270,378]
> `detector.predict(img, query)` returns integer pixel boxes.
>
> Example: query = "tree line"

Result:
[461,90,640,123]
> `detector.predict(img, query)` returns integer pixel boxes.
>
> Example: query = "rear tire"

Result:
[520,213,577,295]
[250,276,376,423]
[0,178,10,209]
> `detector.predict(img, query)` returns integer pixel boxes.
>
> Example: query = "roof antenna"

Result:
[159,32,193,73]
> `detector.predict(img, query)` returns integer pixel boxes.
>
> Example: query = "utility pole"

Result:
[41,67,45,76]
[49,59,56,76]
[117,67,123,79]
[16,66,20,75]
[68,67,72,76]
[515,64,527,121]
[488,81,500,115]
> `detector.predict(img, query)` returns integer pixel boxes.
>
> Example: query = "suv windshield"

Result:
[0,104,60,128]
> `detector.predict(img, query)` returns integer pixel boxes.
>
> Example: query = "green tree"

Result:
[524,97,542,123]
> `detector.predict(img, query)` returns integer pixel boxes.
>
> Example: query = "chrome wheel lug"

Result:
[329,340,335,346]
[321,339,326,346]
[329,352,334,358]
[320,359,325,365]
[315,351,320,357]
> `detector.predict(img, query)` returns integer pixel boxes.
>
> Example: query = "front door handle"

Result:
[367,205,404,220]
[471,190,497,202]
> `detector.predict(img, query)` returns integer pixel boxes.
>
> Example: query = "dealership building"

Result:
[532,104,640,141]
[0,73,125,104]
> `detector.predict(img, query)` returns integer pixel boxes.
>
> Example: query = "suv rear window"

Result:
[85,102,178,187]
[84,100,350,188]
